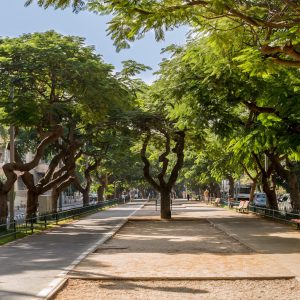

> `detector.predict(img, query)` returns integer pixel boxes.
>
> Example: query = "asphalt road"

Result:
[0,200,145,299]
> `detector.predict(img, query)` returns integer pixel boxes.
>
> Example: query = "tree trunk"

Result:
[0,191,8,227]
[160,189,171,219]
[261,174,278,210]
[228,175,235,198]
[82,190,89,206]
[208,182,220,198]
[288,172,300,210]
[51,186,59,213]
[26,190,39,219]
[249,179,257,202]
[97,185,105,202]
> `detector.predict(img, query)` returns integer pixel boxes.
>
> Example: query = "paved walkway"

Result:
[0,200,146,300]
[70,200,300,281]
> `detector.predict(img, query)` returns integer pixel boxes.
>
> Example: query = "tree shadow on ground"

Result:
[97,280,209,294]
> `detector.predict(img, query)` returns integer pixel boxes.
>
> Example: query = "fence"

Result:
[207,197,300,226]
[248,205,300,224]
[0,199,122,243]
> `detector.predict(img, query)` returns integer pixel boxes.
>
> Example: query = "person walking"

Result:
[187,194,190,201]
[204,189,209,204]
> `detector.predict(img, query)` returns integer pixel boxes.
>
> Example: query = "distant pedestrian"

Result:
[204,189,209,204]
[187,194,190,201]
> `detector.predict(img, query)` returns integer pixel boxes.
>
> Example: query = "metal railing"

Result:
[206,198,300,228]
[248,205,300,224]
[0,199,122,243]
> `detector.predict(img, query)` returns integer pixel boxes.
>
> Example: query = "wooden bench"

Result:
[241,200,250,213]
[291,219,300,230]
[233,200,245,212]
[214,198,221,207]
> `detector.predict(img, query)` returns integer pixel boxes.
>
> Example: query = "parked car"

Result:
[253,193,267,207]
[278,194,292,212]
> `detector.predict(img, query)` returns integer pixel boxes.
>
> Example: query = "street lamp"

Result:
[9,125,15,223]
[8,84,15,224]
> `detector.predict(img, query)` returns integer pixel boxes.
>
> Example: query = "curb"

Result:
[67,275,296,281]
[37,201,147,300]
[206,218,257,253]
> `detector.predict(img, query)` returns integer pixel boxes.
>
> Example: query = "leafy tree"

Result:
[26,0,300,67]
[138,113,185,219]
[152,32,300,209]
[0,31,128,218]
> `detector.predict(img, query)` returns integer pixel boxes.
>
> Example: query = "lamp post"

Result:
[9,125,15,223]
[58,138,63,211]
[9,84,15,224]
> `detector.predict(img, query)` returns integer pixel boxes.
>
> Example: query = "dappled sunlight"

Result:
[32,258,61,263]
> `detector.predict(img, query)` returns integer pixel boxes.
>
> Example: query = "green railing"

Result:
[248,205,300,223]
[210,198,300,228]
[0,199,122,243]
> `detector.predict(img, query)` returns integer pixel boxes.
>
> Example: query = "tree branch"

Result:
[157,128,170,187]
[140,131,160,191]
[167,131,185,189]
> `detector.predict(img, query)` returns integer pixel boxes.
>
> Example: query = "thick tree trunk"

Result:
[26,190,39,219]
[261,174,278,210]
[288,172,300,210]
[82,190,89,206]
[228,176,235,198]
[0,192,8,226]
[249,179,257,202]
[265,153,299,210]
[160,189,171,219]
[208,182,220,198]
[97,185,105,202]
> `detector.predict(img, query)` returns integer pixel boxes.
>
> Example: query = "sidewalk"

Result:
[0,200,146,300]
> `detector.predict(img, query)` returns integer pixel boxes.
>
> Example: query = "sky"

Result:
[0,0,188,83]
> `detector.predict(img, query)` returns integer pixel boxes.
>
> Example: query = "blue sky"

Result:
[0,1,188,82]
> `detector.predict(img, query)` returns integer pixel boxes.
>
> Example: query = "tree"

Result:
[17,132,81,217]
[26,0,300,67]
[0,31,129,218]
[140,121,185,219]
[0,127,63,221]
[73,156,101,206]
[151,32,300,209]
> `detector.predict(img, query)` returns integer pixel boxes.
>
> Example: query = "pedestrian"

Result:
[204,189,209,204]
[187,194,190,201]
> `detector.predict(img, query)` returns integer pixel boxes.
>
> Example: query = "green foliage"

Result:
[0,31,126,129]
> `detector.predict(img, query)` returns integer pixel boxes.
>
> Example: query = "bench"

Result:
[290,219,300,230]
[241,200,249,213]
[233,200,245,212]
[214,198,221,207]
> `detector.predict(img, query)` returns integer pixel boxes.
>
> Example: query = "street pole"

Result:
[58,138,63,211]
[9,125,15,223]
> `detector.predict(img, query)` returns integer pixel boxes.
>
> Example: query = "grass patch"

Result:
[0,203,119,246]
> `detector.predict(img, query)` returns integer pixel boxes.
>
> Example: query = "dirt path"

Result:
[55,279,300,300]
[54,201,300,299]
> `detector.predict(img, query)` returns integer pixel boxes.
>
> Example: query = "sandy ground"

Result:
[53,202,300,299]
[55,279,300,300]
[68,220,292,279]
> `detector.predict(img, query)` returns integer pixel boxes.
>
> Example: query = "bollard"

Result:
[30,218,34,234]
